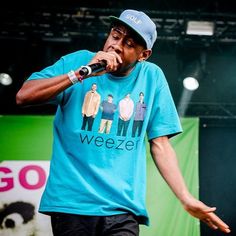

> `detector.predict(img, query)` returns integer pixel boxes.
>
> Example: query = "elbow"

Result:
[149,136,170,156]
[16,81,35,106]
[16,90,26,106]
[16,87,33,106]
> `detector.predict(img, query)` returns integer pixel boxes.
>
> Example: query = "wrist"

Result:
[67,70,84,84]
[179,192,195,206]
[67,70,79,84]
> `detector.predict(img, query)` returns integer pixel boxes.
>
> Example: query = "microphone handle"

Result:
[79,61,107,76]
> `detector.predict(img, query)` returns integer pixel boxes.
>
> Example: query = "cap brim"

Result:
[109,16,147,48]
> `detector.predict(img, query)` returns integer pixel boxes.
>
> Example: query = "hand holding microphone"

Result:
[78,60,107,76]
[78,51,123,78]
[69,62,106,84]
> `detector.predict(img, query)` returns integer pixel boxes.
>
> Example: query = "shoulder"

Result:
[61,50,95,63]
[142,61,165,76]
[140,61,168,89]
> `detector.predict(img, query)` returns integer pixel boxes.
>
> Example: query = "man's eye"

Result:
[125,40,134,48]
[112,33,120,40]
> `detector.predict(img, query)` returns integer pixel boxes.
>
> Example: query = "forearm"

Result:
[16,74,72,105]
[150,136,192,204]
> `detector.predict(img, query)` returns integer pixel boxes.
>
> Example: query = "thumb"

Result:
[203,206,217,213]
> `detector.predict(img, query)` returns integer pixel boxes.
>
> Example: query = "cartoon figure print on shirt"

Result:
[98,94,117,134]
[132,92,147,137]
[81,83,101,131]
[117,93,134,136]
[81,87,147,137]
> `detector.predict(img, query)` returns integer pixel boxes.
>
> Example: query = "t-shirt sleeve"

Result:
[146,72,182,140]
[27,57,65,104]
[26,50,93,105]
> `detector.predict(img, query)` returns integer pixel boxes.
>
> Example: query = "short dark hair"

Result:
[139,92,144,96]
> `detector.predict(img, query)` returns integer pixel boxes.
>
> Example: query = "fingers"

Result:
[202,212,231,233]
[183,199,231,234]
[90,51,122,73]
[201,206,217,214]
[202,217,219,230]
[204,220,231,234]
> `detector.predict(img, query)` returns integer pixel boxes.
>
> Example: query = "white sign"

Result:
[0,161,52,236]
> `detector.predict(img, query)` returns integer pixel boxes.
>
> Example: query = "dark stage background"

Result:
[200,119,236,236]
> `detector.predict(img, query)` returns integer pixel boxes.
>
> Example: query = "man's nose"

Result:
[111,40,123,54]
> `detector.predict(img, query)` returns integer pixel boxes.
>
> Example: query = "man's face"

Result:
[139,93,144,101]
[103,25,147,76]
[91,84,97,91]
[125,94,130,99]
[107,96,113,103]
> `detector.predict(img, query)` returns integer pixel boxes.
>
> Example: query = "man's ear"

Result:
[138,49,152,62]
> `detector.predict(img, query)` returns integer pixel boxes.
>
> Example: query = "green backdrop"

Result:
[0,116,199,236]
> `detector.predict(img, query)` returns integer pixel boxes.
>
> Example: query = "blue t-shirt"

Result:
[28,50,182,225]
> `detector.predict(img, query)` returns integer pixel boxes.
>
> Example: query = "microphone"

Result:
[79,60,107,76]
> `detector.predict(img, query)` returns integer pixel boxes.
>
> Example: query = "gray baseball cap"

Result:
[109,9,157,49]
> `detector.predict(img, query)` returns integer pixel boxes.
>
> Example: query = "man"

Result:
[16,9,230,236]
[81,83,101,131]
[132,92,146,137]
[98,94,116,134]
[117,93,134,136]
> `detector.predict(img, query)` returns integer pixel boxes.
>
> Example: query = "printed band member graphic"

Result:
[132,92,147,137]
[98,94,117,134]
[117,93,134,136]
[81,83,101,131]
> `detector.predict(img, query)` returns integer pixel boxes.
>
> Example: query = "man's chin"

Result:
[110,65,135,77]
[109,70,123,76]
